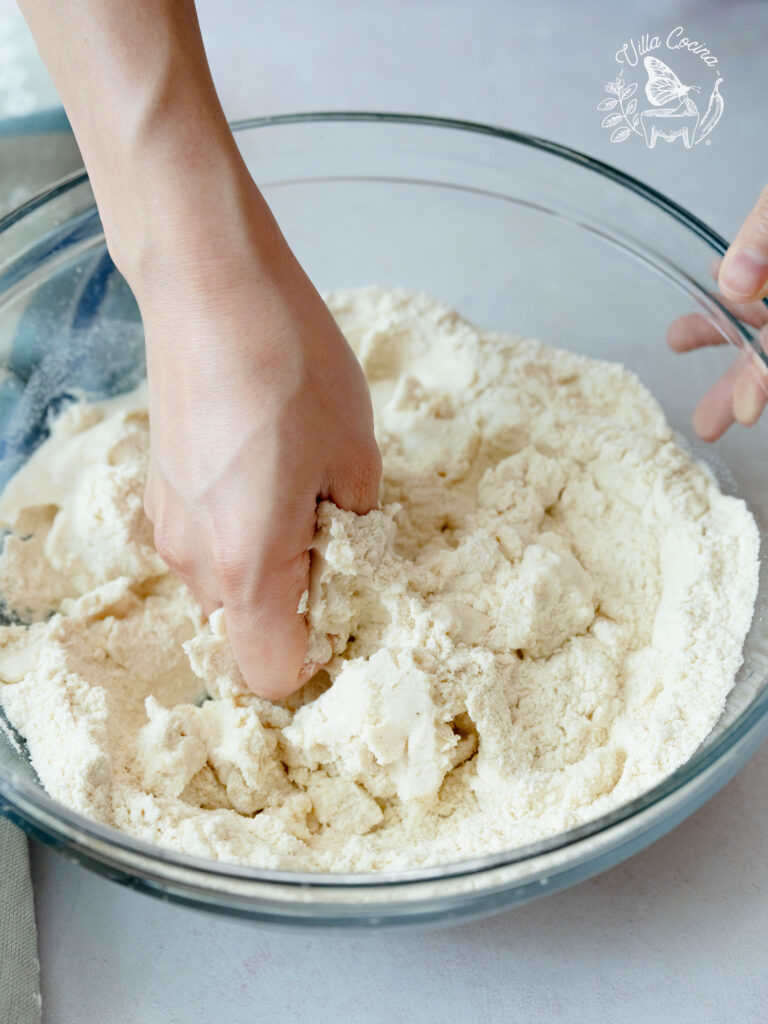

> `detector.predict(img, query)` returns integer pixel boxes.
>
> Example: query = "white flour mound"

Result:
[0,287,760,871]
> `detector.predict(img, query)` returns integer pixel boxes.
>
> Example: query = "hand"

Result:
[16,0,382,698]
[137,191,381,699]
[667,188,768,440]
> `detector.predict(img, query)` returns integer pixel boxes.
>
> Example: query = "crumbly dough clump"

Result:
[0,288,759,871]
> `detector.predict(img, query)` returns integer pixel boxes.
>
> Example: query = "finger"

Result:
[706,261,768,330]
[328,441,382,515]
[667,313,729,353]
[692,359,741,441]
[149,489,220,616]
[223,549,311,700]
[733,354,768,427]
[188,584,220,619]
[668,310,768,357]
[298,660,323,686]
[719,187,768,301]
[161,547,220,618]
[716,298,768,332]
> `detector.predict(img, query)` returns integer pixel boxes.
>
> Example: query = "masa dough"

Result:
[0,288,759,871]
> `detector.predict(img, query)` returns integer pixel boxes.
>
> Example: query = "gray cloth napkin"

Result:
[0,816,41,1024]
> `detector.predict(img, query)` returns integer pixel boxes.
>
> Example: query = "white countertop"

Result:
[4,0,768,1019]
[30,744,768,1023]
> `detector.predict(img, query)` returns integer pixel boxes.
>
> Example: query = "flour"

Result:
[0,287,759,871]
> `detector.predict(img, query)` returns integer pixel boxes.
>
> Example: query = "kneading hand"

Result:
[138,201,380,699]
[16,0,381,698]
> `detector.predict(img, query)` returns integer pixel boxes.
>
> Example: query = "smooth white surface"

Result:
[6,0,768,1020]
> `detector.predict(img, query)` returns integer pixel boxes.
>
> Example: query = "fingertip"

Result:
[667,313,727,354]
[719,247,768,302]
[692,408,724,442]
[666,318,687,352]
[244,676,304,701]
[667,315,699,353]
[733,363,768,427]
[224,593,310,701]
[692,372,737,442]
[237,651,307,701]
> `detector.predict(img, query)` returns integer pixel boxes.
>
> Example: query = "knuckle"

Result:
[143,489,154,523]
[210,540,248,594]
[350,441,383,497]
[153,522,187,574]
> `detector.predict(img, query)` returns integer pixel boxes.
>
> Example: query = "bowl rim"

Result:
[0,110,766,892]
[0,108,740,249]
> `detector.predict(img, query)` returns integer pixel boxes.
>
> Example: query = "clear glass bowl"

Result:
[0,113,766,928]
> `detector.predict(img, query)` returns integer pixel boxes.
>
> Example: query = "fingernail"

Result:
[720,247,768,297]
[733,369,766,426]
[298,661,321,686]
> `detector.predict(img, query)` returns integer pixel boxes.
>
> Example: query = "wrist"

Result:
[49,17,273,291]
[105,143,288,304]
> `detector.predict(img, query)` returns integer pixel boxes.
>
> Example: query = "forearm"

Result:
[18,0,278,287]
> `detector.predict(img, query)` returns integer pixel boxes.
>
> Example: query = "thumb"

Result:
[223,548,312,700]
[719,186,768,301]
